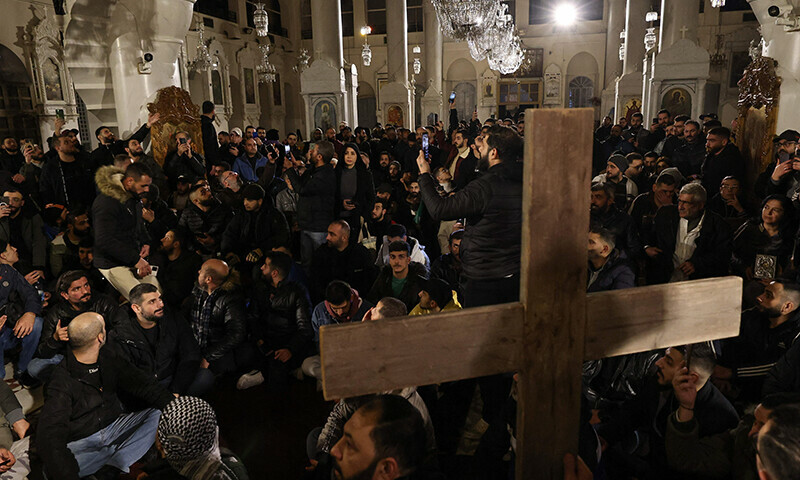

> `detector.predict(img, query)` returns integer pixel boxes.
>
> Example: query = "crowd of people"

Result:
[0,95,796,479]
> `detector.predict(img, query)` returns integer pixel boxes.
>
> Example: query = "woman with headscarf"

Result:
[335,143,376,245]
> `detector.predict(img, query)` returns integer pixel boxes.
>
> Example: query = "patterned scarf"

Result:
[191,286,221,348]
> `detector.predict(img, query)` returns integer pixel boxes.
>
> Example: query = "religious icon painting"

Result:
[661,87,692,118]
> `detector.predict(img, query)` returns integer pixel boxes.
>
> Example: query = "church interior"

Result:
[0,0,799,479]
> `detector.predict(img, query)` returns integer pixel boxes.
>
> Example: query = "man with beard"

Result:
[369,151,392,188]
[309,220,376,303]
[39,133,96,208]
[592,154,639,210]
[90,112,158,168]
[0,189,46,276]
[430,229,464,304]
[0,138,24,179]
[221,184,290,269]
[701,127,745,195]
[444,129,478,191]
[216,170,245,210]
[93,163,160,299]
[325,127,345,159]
[672,120,707,178]
[125,138,168,200]
[109,284,213,396]
[232,137,268,183]
[201,101,219,169]
[596,343,738,479]
[628,172,677,238]
[308,395,431,480]
[164,132,206,188]
[178,183,233,255]
[150,228,202,312]
[19,142,45,200]
[50,206,91,277]
[30,270,118,381]
[714,281,800,402]
[661,114,689,158]
[286,131,303,159]
[367,200,392,247]
[354,127,372,160]
[589,182,641,260]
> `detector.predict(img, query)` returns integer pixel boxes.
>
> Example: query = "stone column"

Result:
[378,0,411,126]
[659,0,698,51]
[601,0,626,116]
[622,0,647,76]
[311,0,343,68]
[107,0,195,136]
[421,0,443,124]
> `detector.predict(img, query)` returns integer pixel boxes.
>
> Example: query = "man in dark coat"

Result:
[701,127,745,195]
[367,241,428,312]
[177,183,233,255]
[587,227,635,293]
[644,183,732,284]
[150,228,203,312]
[309,220,376,303]
[220,184,289,266]
[92,163,159,299]
[90,112,157,168]
[201,101,219,170]
[590,182,642,261]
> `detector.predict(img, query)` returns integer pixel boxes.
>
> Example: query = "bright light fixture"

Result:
[360,26,372,36]
[553,4,577,26]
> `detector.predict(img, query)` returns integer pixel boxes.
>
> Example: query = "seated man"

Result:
[587,227,635,293]
[430,229,464,304]
[362,297,408,322]
[715,281,800,402]
[597,343,739,479]
[627,172,677,238]
[186,259,246,378]
[50,207,91,278]
[666,391,800,480]
[756,403,800,480]
[589,182,641,260]
[302,280,373,380]
[164,132,206,187]
[109,284,214,397]
[367,241,428,312]
[237,251,312,391]
[0,380,31,480]
[31,270,118,381]
[592,154,639,210]
[37,312,175,480]
[645,183,732,284]
[706,176,750,229]
[220,184,289,269]
[375,223,430,272]
[309,220,376,303]
[0,241,42,384]
[178,183,232,255]
[409,277,462,315]
[150,228,202,312]
[309,395,430,480]
[0,188,46,276]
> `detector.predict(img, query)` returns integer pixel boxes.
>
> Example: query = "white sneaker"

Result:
[236,370,264,390]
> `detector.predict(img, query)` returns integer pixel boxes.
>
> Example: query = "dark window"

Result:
[408,0,423,32]
[721,0,751,11]
[342,0,355,36]
[194,0,228,20]
[367,0,387,35]
[529,0,602,24]
[302,0,312,39]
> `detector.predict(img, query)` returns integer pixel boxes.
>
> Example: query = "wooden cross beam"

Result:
[319,108,743,479]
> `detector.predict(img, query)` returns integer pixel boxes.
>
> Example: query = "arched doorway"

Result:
[566,52,599,112]
[0,45,37,142]
[357,81,377,128]
[454,82,476,120]
[446,58,477,122]
[568,76,594,108]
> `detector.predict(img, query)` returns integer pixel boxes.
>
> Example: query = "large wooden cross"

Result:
[319,108,743,479]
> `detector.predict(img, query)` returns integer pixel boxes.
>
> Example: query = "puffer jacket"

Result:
[39,293,119,359]
[108,306,201,394]
[220,205,289,257]
[92,166,150,269]
[419,161,523,280]
[37,349,174,480]
[248,279,313,356]
[285,163,336,232]
[178,198,233,252]
[587,249,636,293]
[185,275,246,362]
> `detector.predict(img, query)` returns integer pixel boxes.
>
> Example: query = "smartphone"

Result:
[55,109,65,120]
[684,344,694,370]
[422,133,429,160]
[284,144,291,159]
[0,196,8,207]
[151,265,159,277]
[179,137,187,145]
[252,131,258,139]
[449,91,456,102]
[652,117,659,124]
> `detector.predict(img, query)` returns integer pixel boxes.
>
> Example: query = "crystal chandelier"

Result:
[293,48,310,73]
[644,27,657,50]
[710,0,725,7]
[253,3,269,37]
[431,0,502,41]
[488,36,524,74]
[257,43,276,83]
[361,25,372,67]
[188,24,214,73]
[413,57,421,75]
[467,2,513,61]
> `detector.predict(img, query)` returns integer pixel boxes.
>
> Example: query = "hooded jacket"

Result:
[92,166,150,269]
[587,249,636,293]
[375,235,430,270]
[419,161,523,280]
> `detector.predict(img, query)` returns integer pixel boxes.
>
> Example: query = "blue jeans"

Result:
[0,316,43,375]
[66,408,161,477]
[27,354,64,380]
[300,231,327,268]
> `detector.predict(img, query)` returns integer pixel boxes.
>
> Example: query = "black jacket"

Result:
[672,140,707,179]
[646,206,733,284]
[419,161,523,280]
[762,323,800,396]
[164,150,206,186]
[720,307,800,401]
[285,163,336,232]
[220,205,289,258]
[587,249,636,293]
[335,162,376,222]
[248,279,313,355]
[39,154,96,208]
[39,293,120,359]
[731,220,794,279]
[186,278,246,362]
[430,253,463,303]
[37,349,174,480]
[201,115,219,168]
[0,209,47,271]
[109,307,201,394]
[367,262,429,311]
[701,143,745,195]
[89,123,149,168]
[178,199,233,253]
[150,250,203,311]
[310,242,376,302]
[590,205,642,261]
[91,166,150,269]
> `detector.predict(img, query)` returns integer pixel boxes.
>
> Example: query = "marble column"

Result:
[311,0,343,68]
[381,0,412,126]
[615,0,648,118]
[421,0,443,124]
[659,0,698,51]
[601,0,626,116]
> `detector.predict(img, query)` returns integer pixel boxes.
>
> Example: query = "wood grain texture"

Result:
[319,303,524,400]
[584,276,743,360]
[516,108,594,480]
